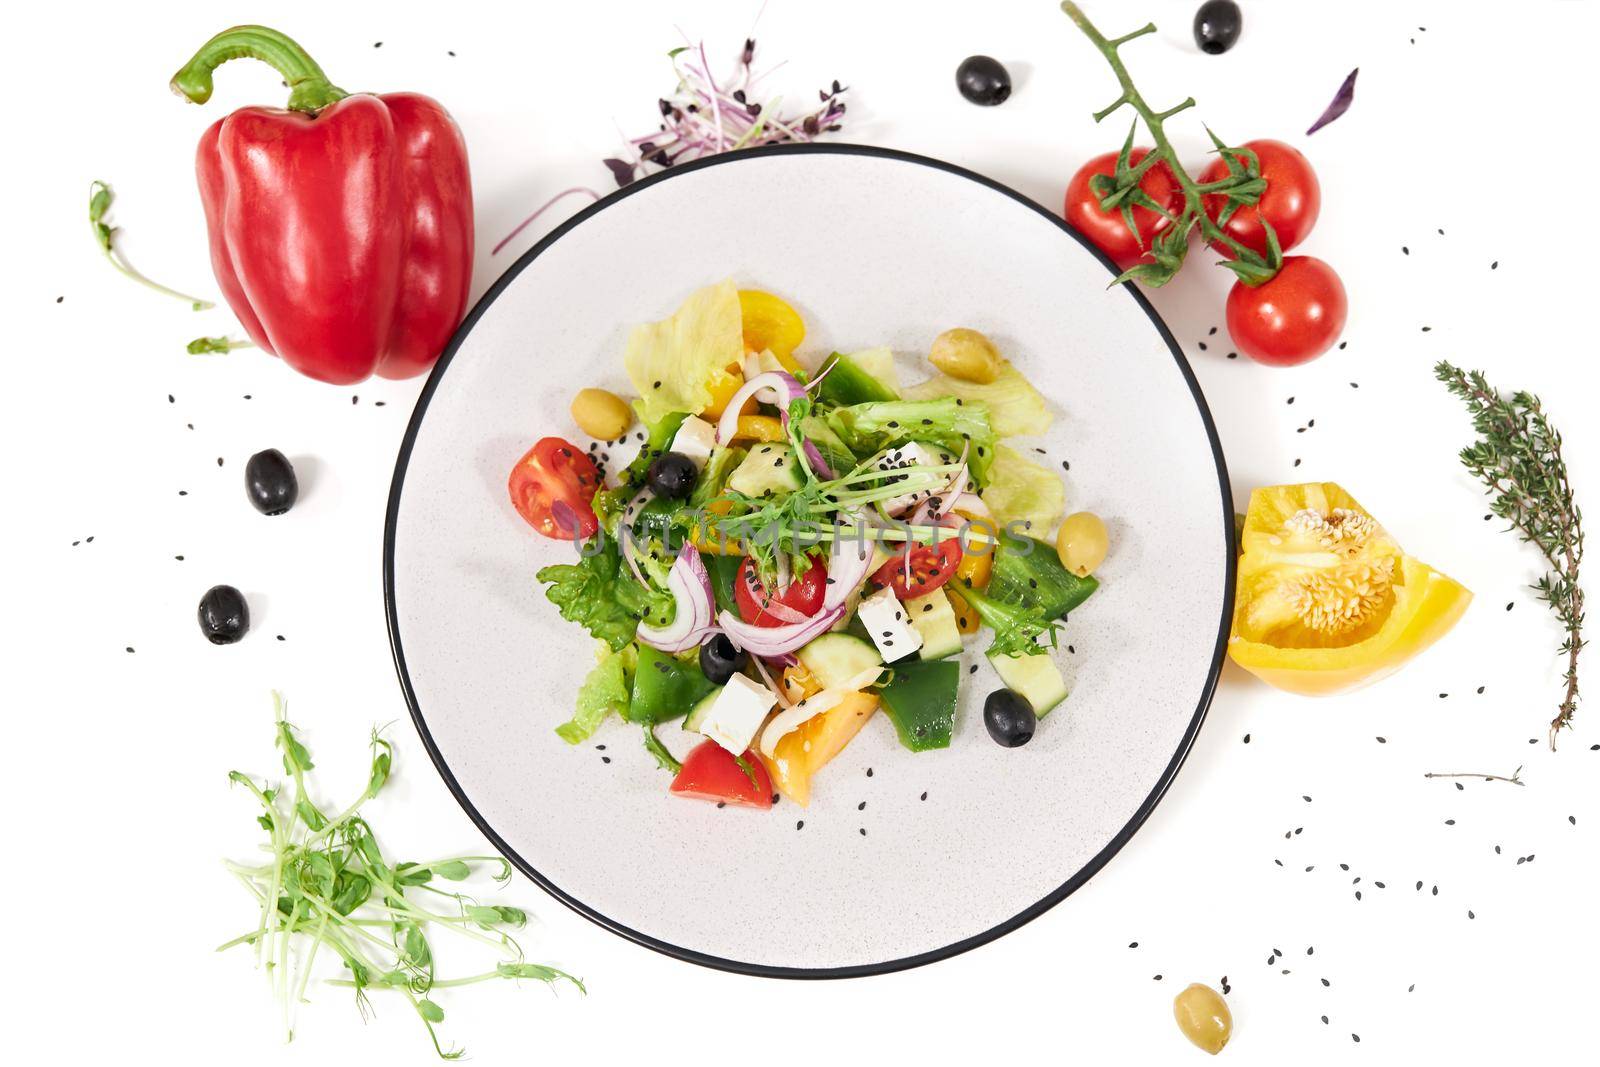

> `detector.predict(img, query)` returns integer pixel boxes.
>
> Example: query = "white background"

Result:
[7,0,1597,1063]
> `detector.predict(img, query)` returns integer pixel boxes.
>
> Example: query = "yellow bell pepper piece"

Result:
[729,414,785,443]
[1226,483,1472,696]
[760,691,879,807]
[739,289,805,376]
[947,510,996,634]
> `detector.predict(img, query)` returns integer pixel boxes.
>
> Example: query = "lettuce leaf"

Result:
[556,644,635,744]
[982,444,1066,532]
[536,537,671,651]
[824,397,998,483]
[956,582,1058,657]
[902,360,1051,438]
[624,281,743,424]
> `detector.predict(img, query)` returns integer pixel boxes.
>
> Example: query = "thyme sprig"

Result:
[1059,3,1281,288]
[1437,362,1585,748]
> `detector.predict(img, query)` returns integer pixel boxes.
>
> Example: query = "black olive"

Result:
[699,634,748,685]
[955,55,1011,106]
[647,451,698,499]
[983,689,1036,748]
[198,584,250,645]
[245,448,299,515]
[1193,1,1243,55]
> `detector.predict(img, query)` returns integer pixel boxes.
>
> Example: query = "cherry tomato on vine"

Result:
[734,554,827,626]
[1064,148,1185,270]
[869,537,963,599]
[507,437,601,539]
[1226,256,1347,367]
[1201,139,1321,259]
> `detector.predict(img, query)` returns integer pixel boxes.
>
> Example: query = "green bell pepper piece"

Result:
[877,658,959,751]
[817,352,898,406]
[626,645,716,725]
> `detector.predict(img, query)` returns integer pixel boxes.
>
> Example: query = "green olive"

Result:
[570,387,633,441]
[929,327,1002,384]
[1055,511,1108,577]
[1173,983,1232,1055]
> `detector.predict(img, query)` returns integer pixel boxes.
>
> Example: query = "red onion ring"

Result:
[801,439,836,480]
[715,370,805,444]
[636,545,719,652]
[718,604,844,657]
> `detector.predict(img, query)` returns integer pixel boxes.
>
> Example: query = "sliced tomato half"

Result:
[869,536,963,599]
[507,437,600,540]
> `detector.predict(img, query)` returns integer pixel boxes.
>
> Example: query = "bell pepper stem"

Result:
[171,25,348,113]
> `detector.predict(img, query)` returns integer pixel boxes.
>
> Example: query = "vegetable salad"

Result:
[508,280,1106,807]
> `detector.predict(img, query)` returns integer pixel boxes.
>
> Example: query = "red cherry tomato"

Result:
[869,536,963,599]
[1226,256,1348,367]
[670,741,774,808]
[1201,139,1321,259]
[734,554,827,626]
[507,437,600,539]
[1064,148,1185,270]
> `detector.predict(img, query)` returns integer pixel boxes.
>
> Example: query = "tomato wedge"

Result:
[507,437,600,540]
[870,537,963,599]
[670,740,774,808]
[734,554,826,626]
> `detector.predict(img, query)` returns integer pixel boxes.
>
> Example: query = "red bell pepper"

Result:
[171,26,474,385]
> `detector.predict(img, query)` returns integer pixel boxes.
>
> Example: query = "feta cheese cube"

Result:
[669,416,718,470]
[697,672,778,755]
[870,442,941,516]
[858,585,923,663]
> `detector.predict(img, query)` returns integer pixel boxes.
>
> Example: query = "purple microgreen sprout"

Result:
[603,37,847,188]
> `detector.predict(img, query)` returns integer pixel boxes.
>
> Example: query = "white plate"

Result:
[385,145,1234,977]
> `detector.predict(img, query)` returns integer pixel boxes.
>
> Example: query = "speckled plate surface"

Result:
[385,144,1234,977]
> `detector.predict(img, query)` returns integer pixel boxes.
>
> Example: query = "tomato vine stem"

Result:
[1060,2,1278,286]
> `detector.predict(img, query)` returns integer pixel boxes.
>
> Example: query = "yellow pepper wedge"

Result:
[1226,483,1472,696]
[728,414,785,443]
[739,290,805,376]
[947,510,996,634]
[760,690,879,807]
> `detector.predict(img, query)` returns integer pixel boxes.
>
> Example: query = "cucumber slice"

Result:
[878,659,959,751]
[905,590,962,660]
[988,650,1068,716]
[846,346,902,395]
[797,633,882,691]
[682,687,723,732]
[726,443,802,498]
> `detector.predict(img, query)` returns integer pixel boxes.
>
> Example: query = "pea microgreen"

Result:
[88,181,215,310]
[221,693,583,1058]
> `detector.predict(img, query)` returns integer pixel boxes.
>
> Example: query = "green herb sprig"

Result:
[1437,363,1585,748]
[188,335,254,355]
[1059,3,1280,288]
[88,181,215,310]
[221,694,582,1058]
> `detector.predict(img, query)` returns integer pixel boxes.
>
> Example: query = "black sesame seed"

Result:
[796,820,804,830]
[1243,733,1250,743]
[920,791,928,800]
